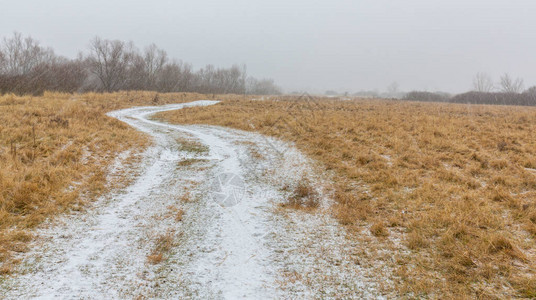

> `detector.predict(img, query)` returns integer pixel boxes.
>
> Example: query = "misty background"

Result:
[1,0,535,94]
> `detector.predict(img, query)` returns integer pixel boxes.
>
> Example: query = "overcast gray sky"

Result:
[1,0,535,93]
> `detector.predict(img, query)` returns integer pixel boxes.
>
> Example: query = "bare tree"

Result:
[473,72,494,92]
[524,86,536,105]
[87,37,132,92]
[240,64,247,95]
[155,60,193,92]
[202,64,216,92]
[524,86,536,96]
[388,81,399,94]
[156,62,180,92]
[173,61,194,92]
[0,32,54,76]
[0,51,5,74]
[499,73,524,93]
[143,44,167,89]
[246,77,281,95]
[126,50,146,90]
[386,81,400,97]
[221,64,244,94]
[47,56,87,93]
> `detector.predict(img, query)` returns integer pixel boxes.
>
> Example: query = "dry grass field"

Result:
[0,91,243,275]
[158,97,536,298]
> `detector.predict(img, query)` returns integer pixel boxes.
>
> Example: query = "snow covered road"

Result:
[1,101,379,299]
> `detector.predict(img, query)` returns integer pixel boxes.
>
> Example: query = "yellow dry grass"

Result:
[147,230,176,265]
[0,91,243,274]
[157,97,536,298]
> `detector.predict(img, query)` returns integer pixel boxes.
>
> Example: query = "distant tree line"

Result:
[450,90,536,106]
[322,73,534,106]
[403,91,451,103]
[0,33,281,95]
[401,90,536,106]
[401,73,536,106]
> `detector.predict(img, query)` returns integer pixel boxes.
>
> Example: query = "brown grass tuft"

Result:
[147,231,176,265]
[175,209,184,222]
[0,263,13,275]
[282,180,320,209]
[146,253,163,265]
[370,222,389,237]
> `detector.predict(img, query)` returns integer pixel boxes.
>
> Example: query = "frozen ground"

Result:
[1,101,380,299]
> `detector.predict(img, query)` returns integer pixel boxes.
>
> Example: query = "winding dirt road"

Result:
[1,101,380,299]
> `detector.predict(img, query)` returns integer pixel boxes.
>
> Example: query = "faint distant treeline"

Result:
[340,89,536,106]
[334,73,536,106]
[0,33,281,95]
[402,90,536,106]
[401,72,536,106]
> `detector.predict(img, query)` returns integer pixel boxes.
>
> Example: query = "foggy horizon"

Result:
[2,0,535,94]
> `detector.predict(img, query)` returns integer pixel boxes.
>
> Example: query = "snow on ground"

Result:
[1,101,381,299]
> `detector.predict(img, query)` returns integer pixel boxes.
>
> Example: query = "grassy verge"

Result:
[157,97,536,298]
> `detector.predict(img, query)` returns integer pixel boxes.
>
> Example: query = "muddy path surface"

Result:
[1,101,380,299]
